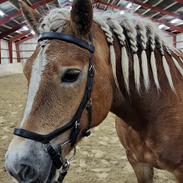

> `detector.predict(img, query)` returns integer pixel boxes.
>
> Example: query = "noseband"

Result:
[13,32,95,183]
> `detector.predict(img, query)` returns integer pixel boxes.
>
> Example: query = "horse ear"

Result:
[19,0,41,34]
[71,0,93,36]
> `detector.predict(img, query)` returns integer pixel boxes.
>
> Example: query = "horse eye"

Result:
[61,69,81,83]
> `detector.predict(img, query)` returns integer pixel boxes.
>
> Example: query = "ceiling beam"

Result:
[31,0,58,9]
[0,0,7,3]
[15,35,33,45]
[9,0,20,9]
[0,0,55,26]
[156,19,183,33]
[176,0,183,4]
[0,24,25,39]
[97,1,183,33]
[0,11,22,26]
[126,0,183,20]
[10,32,30,42]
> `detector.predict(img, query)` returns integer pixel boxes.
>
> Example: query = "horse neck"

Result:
[93,19,183,128]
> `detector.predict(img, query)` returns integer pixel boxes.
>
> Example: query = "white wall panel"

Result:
[177,42,183,50]
[0,37,37,67]
[1,39,9,64]
[166,36,173,47]
[19,38,37,64]
[1,39,18,64]
[0,63,23,76]
[176,33,183,51]
[177,33,183,41]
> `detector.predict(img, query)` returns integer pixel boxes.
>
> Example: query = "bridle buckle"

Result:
[83,129,91,137]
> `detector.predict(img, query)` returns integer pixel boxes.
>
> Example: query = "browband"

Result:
[38,32,95,54]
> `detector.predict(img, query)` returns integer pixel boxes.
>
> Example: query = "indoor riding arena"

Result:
[0,0,183,183]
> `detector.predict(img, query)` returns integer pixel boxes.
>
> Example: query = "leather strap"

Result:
[38,32,95,53]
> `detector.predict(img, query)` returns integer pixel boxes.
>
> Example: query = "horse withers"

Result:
[5,0,183,182]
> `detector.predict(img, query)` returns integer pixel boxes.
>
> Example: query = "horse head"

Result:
[5,0,113,182]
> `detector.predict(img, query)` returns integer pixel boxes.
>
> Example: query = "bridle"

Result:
[13,32,95,183]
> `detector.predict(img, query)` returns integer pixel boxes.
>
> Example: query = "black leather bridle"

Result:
[13,32,95,183]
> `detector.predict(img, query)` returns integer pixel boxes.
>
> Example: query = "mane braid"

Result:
[120,18,141,93]
[167,47,183,78]
[94,16,120,90]
[147,27,161,91]
[172,57,183,77]
[136,23,150,91]
[156,36,175,92]
[107,18,130,94]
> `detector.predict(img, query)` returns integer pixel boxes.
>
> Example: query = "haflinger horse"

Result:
[5,0,183,182]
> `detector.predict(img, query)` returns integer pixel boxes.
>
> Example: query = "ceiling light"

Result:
[135,5,141,11]
[31,30,35,35]
[126,3,132,9]
[120,10,125,15]
[170,18,181,24]
[22,26,29,31]
[0,10,5,17]
[159,24,169,30]
[159,24,165,29]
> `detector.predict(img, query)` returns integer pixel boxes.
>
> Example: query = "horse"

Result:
[5,0,183,182]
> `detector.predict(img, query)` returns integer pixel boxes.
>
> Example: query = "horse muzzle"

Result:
[5,138,53,183]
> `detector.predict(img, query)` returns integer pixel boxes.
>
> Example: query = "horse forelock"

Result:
[39,8,70,33]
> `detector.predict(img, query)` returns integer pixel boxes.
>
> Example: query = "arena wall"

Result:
[0,38,37,76]
[19,38,37,64]
[0,63,23,77]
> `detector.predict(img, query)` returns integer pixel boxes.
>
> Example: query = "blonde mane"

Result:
[40,9,183,94]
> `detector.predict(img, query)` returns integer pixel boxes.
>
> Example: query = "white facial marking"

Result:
[20,44,49,127]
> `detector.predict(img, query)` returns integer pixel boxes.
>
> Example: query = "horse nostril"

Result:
[8,169,15,177]
[18,164,37,181]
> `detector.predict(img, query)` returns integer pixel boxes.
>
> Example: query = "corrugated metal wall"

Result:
[19,38,37,64]
[1,39,18,64]
[176,33,183,51]
[0,38,37,66]
[166,36,174,47]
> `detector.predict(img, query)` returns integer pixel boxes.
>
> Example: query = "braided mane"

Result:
[40,9,183,94]
[94,12,183,94]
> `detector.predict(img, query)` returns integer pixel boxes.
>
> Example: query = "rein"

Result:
[13,32,95,183]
